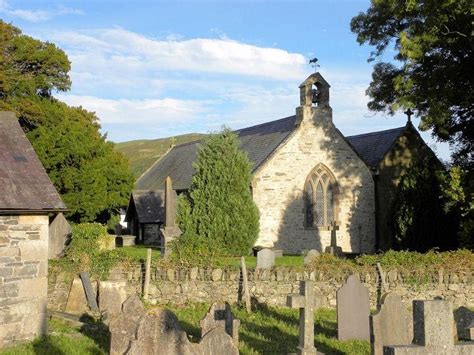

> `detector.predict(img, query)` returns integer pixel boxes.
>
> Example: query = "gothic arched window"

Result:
[304,164,338,228]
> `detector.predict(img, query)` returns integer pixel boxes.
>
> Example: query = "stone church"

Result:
[126,73,437,255]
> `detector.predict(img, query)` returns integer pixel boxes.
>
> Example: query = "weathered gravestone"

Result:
[454,307,474,341]
[109,294,239,355]
[337,274,370,341]
[384,300,474,355]
[200,302,240,345]
[304,249,320,265]
[370,292,412,355]
[98,280,127,316]
[287,281,322,355]
[256,248,275,269]
[48,212,71,259]
[65,277,89,314]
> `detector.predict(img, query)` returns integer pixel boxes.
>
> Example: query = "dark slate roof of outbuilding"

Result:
[0,111,67,212]
[346,126,407,169]
[135,114,407,190]
[128,190,164,223]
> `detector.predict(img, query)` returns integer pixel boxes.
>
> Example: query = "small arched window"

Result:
[304,164,338,228]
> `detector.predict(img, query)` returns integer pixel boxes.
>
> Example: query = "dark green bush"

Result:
[173,128,259,264]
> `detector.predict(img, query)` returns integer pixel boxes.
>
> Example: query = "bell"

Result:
[311,88,320,104]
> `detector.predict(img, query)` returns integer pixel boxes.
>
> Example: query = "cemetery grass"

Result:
[169,303,370,355]
[1,306,369,355]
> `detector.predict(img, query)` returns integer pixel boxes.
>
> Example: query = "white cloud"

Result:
[0,1,82,22]
[48,28,308,83]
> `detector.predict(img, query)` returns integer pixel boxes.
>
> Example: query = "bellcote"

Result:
[299,72,330,107]
[296,72,332,125]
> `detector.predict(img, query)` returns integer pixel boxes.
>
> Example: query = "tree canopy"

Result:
[0,20,134,223]
[174,128,259,262]
[351,0,473,167]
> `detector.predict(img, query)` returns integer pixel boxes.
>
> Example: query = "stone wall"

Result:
[0,215,49,348]
[252,104,375,254]
[48,266,473,311]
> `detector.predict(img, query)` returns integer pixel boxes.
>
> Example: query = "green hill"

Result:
[115,133,206,178]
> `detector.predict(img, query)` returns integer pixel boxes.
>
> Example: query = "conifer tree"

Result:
[177,128,259,256]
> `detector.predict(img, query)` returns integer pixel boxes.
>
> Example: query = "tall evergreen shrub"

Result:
[175,128,259,258]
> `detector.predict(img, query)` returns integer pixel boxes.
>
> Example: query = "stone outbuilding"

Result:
[128,73,438,254]
[0,112,67,348]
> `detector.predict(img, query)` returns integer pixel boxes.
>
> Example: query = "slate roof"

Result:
[127,190,164,223]
[0,112,67,212]
[136,115,407,191]
[346,126,407,169]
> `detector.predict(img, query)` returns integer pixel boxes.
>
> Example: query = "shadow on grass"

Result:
[78,314,110,354]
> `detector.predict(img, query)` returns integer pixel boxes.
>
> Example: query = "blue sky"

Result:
[1,0,451,160]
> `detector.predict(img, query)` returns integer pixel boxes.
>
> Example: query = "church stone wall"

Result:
[252,105,375,254]
[0,215,49,349]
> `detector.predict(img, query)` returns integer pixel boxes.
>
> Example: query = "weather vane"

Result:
[309,57,319,73]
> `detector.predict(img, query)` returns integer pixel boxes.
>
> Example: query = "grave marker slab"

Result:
[200,302,240,345]
[454,307,474,341]
[80,272,99,312]
[287,281,321,355]
[370,292,412,355]
[98,280,127,315]
[256,248,275,269]
[65,277,88,314]
[337,274,370,341]
[384,300,474,355]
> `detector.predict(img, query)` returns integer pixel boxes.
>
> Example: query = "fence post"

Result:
[143,248,152,301]
[241,256,251,313]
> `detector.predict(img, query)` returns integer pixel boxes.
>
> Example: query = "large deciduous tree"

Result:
[0,21,134,223]
[351,0,472,167]
[174,129,259,261]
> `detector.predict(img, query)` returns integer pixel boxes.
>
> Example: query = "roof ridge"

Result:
[346,126,406,139]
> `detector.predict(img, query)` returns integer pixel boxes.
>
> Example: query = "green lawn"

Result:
[119,245,304,268]
[1,306,369,355]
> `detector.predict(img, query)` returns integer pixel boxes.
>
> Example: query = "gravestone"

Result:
[98,280,127,315]
[324,222,344,257]
[337,274,370,341]
[256,248,275,269]
[304,249,320,265]
[80,272,99,312]
[48,212,72,259]
[287,281,321,355]
[110,293,239,355]
[454,306,474,341]
[109,294,147,355]
[370,292,412,355]
[384,300,474,355]
[65,278,89,314]
[200,302,240,345]
[384,300,474,354]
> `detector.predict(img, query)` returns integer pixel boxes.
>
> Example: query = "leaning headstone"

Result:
[256,248,275,269]
[304,249,320,265]
[48,212,72,259]
[384,300,474,354]
[370,292,412,355]
[80,272,99,312]
[65,277,88,314]
[287,280,321,355]
[337,274,370,341]
[454,306,474,341]
[98,280,127,315]
[200,302,240,345]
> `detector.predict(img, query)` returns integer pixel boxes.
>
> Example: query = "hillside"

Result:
[115,133,206,178]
